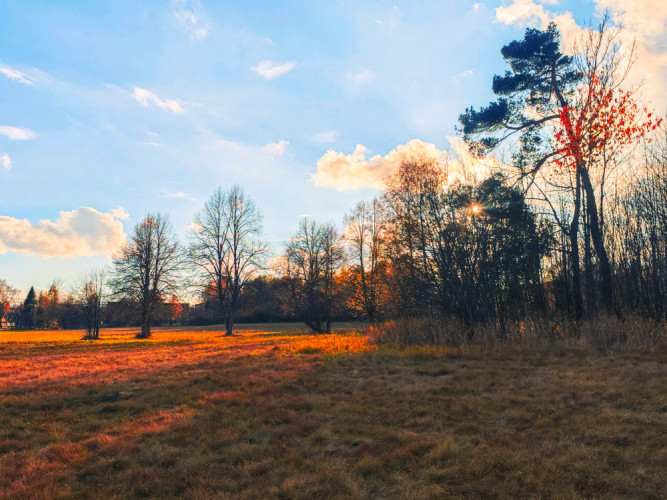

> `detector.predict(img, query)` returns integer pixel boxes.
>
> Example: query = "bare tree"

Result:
[284,219,343,333]
[110,213,183,339]
[344,198,387,324]
[189,186,267,336]
[74,269,106,340]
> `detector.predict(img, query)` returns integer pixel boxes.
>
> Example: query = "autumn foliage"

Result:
[553,73,662,170]
[169,295,184,322]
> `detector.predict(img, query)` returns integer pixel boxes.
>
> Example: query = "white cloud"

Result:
[0,66,34,85]
[598,0,667,41]
[158,188,196,201]
[495,0,584,51]
[172,0,210,40]
[0,207,128,258]
[1,154,11,170]
[347,70,374,84]
[495,0,667,109]
[312,138,502,191]
[473,3,482,11]
[110,206,130,220]
[315,131,339,143]
[452,69,474,82]
[263,140,289,156]
[0,126,36,141]
[496,0,550,28]
[131,87,185,114]
[252,60,297,80]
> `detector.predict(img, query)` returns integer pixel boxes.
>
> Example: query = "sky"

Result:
[1,0,665,295]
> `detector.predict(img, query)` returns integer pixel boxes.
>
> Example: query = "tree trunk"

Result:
[225,308,235,336]
[583,205,595,314]
[579,167,616,315]
[367,306,375,326]
[138,306,151,338]
[570,170,584,319]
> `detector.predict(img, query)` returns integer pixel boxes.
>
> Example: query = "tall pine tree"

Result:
[23,286,38,329]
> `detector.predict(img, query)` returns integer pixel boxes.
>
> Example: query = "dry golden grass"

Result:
[0,324,665,499]
[371,315,667,352]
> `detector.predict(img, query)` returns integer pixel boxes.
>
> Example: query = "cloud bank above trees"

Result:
[311,138,500,191]
[0,207,129,258]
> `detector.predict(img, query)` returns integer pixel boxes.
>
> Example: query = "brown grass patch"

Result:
[0,324,665,498]
[371,315,667,352]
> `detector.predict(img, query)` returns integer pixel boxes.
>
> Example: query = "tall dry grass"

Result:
[369,315,667,352]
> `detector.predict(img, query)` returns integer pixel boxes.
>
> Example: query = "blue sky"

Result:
[1,0,664,294]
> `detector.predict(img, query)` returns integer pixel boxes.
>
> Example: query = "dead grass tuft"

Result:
[371,315,667,352]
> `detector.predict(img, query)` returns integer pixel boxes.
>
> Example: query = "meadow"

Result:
[0,324,665,499]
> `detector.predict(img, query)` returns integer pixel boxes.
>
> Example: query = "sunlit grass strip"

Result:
[280,333,375,356]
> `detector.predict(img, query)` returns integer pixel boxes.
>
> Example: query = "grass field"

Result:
[1,324,666,499]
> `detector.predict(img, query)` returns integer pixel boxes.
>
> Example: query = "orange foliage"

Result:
[553,74,662,170]
[169,295,184,321]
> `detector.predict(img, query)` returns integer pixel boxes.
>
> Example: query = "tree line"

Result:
[1,18,665,338]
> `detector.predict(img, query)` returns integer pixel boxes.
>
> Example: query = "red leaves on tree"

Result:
[552,73,662,170]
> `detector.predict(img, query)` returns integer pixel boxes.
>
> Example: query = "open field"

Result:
[1,325,666,499]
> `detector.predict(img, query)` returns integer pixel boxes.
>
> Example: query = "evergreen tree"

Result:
[23,286,38,329]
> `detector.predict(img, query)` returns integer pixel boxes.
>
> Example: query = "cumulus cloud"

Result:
[263,140,289,156]
[0,207,128,257]
[1,154,11,170]
[252,60,297,80]
[495,1,596,52]
[172,0,210,40]
[0,126,36,141]
[0,66,34,85]
[110,206,130,220]
[312,138,502,191]
[599,0,667,41]
[131,87,185,114]
[495,0,667,109]
[496,0,551,28]
[312,140,442,190]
